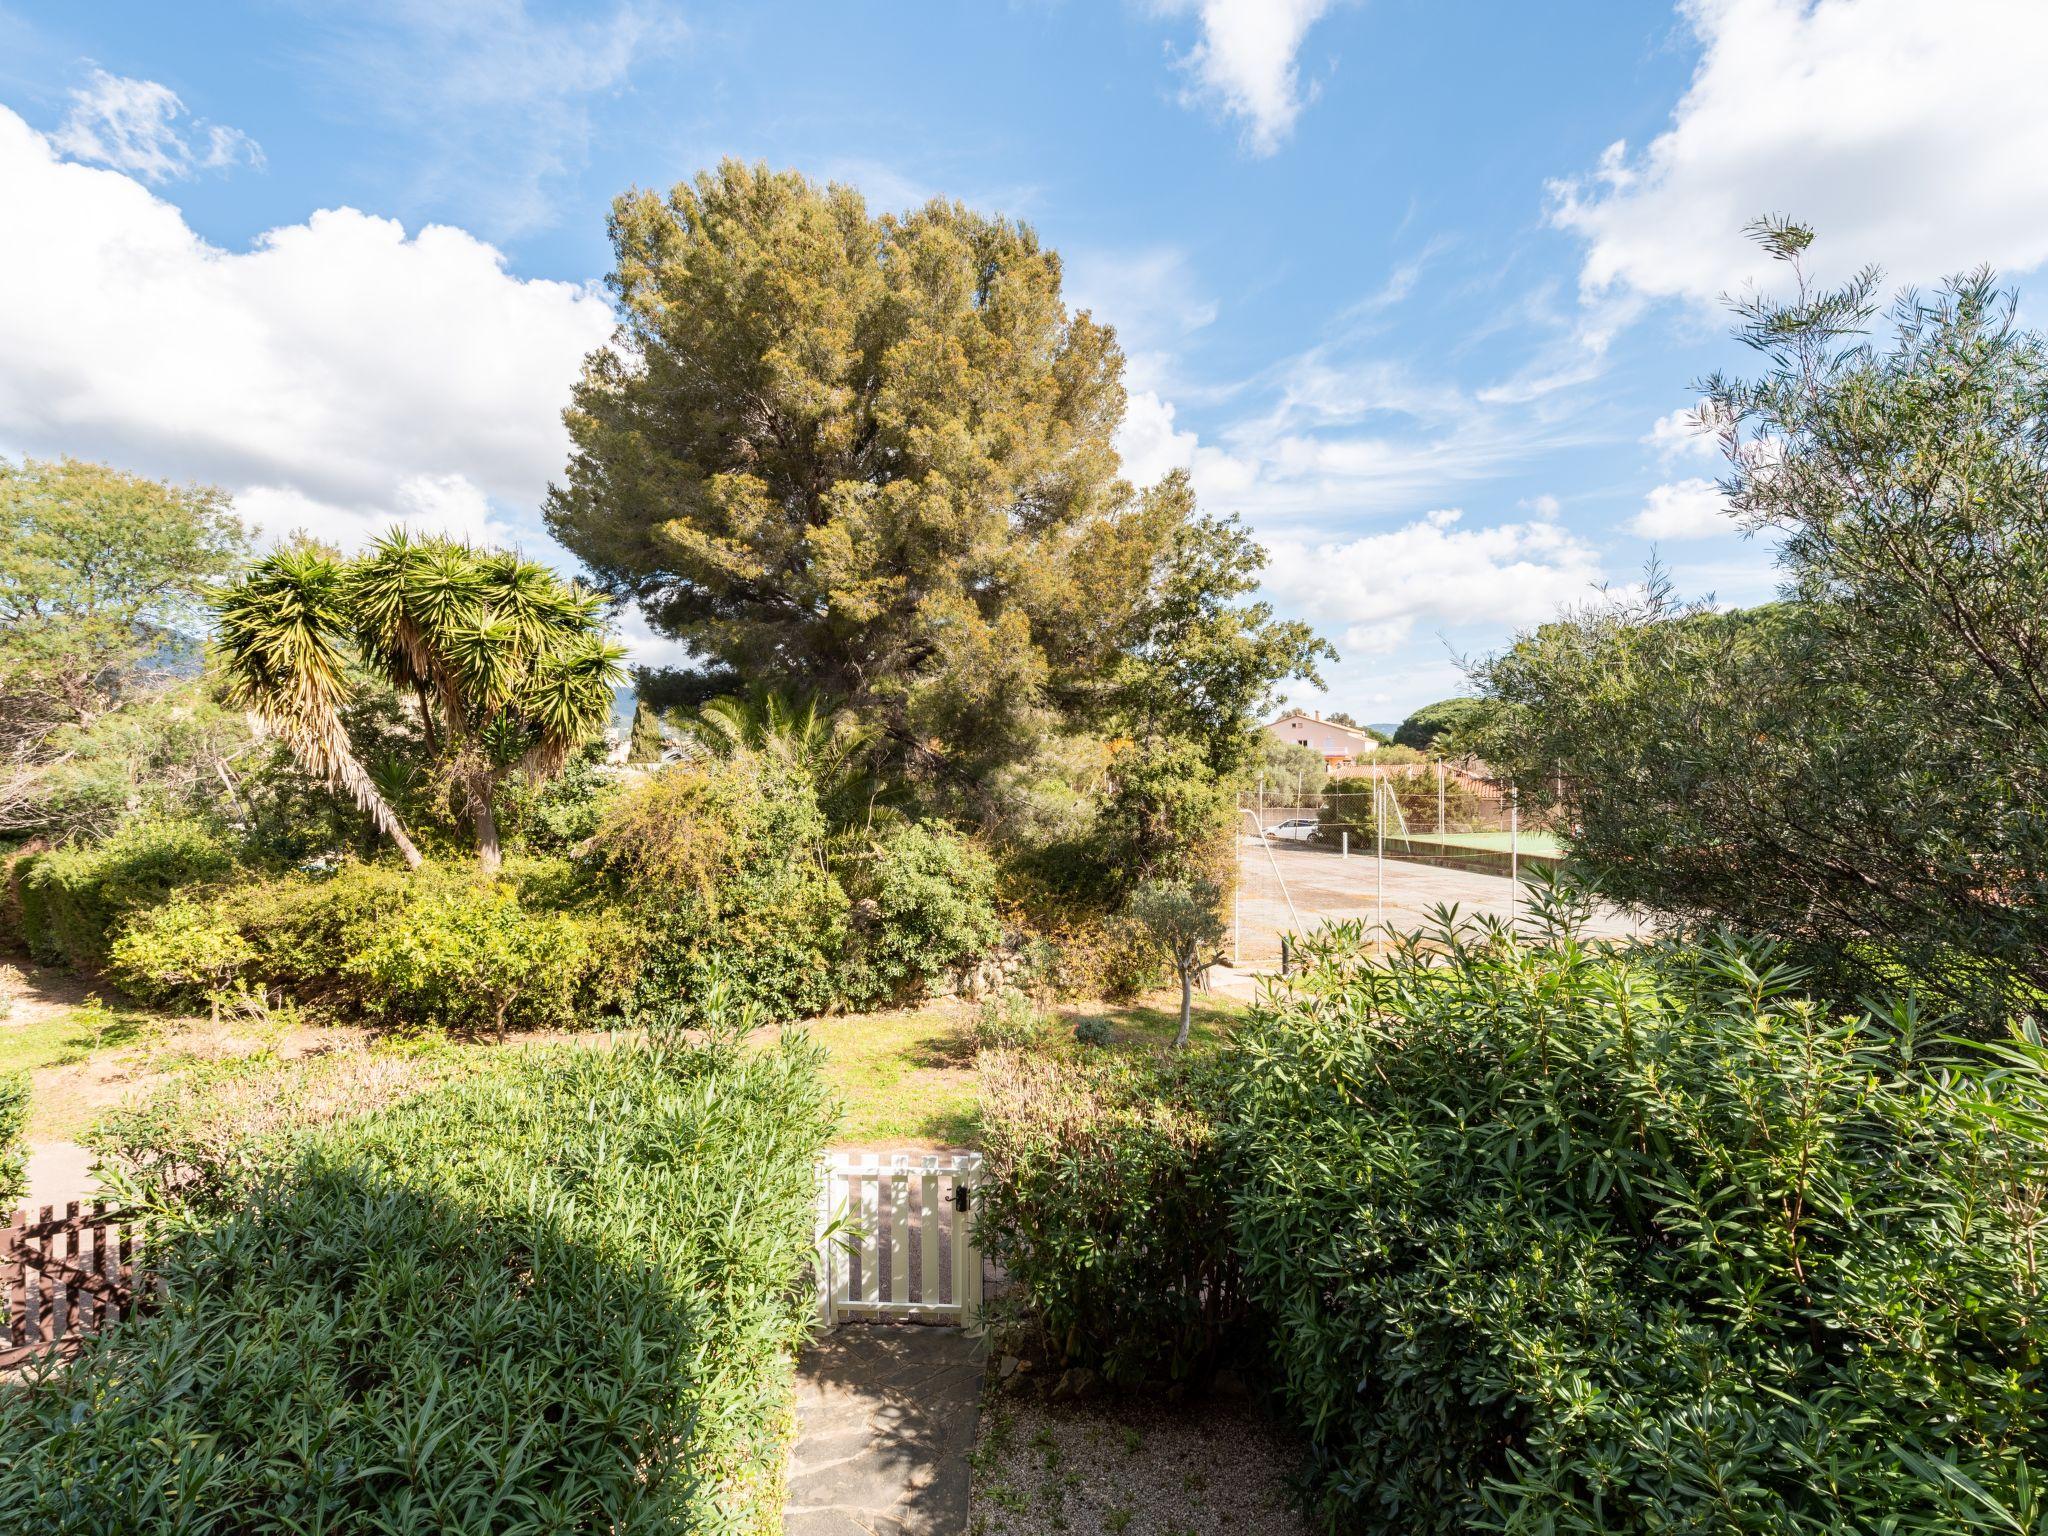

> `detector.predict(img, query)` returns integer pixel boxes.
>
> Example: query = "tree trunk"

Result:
[1176,965,1193,1048]
[474,796,502,874]
[415,683,441,759]
[329,747,423,868]
[389,822,426,869]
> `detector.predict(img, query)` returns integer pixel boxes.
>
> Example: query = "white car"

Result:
[1265,817,1321,842]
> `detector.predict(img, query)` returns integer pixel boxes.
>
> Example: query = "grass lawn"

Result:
[5,955,1251,1159]
[807,991,1249,1149]
[0,1001,154,1081]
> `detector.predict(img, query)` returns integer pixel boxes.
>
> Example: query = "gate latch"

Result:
[951,1184,972,1212]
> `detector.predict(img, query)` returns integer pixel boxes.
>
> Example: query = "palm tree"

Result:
[214,547,426,869]
[214,531,626,872]
[694,685,891,830]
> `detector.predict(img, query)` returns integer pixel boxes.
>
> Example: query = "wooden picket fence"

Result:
[2,1201,147,1371]
[817,1152,984,1329]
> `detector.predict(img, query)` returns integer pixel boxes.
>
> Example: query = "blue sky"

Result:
[5,0,2048,717]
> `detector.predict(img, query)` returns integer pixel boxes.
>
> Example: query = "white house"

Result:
[1264,710,1378,765]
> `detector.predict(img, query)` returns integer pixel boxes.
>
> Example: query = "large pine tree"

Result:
[548,162,1212,789]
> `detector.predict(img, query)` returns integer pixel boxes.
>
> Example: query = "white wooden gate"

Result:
[816,1153,984,1329]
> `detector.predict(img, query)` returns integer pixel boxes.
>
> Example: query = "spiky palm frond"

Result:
[213,548,424,867]
[696,684,894,826]
[349,531,483,724]
[215,529,626,870]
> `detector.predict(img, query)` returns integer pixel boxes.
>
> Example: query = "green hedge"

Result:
[103,858,637,1032]
[9,817,234,969]
[1230,916,2048,1534]
[0,1028,837,1533]
[0,1069,27,1208]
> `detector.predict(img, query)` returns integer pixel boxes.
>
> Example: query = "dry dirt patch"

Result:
[971,1383,1308,1536]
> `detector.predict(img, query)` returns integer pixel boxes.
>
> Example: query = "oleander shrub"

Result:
[9,816,234,968]
[977,1045,1245,1387]
[1229,903,2048,1534]
[0,1069,27,1207]
[838,821,1000,1007]
[595,754,847,1022]
[0,1025,838,1534]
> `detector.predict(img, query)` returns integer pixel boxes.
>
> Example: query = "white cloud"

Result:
[1520,493,1561,519]
[1155,0,1338,155]
[1552,0,2048,305]
[234,473,523,556]
[0,105,613,558]
[52,69,262,183]
[300,1,687,237]
[1627,477,1732,540]
[1117,389,1202,488]
[1644,404,1719,464]
[1067,247,1217,357]
[1263,508,1606,655]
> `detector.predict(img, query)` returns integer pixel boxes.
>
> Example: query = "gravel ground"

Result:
[969,1382,1310,1536]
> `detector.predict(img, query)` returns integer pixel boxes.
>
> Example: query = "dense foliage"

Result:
[0,458,245,837]
[11,816,235,970]
[1481,224,2048,1022]
[838,821,1001,1007]
[1391,696,1486,752]
[976,1044,1244,1388]
[0,1068,27,1207]
[1230,901,2048,1534]
[0,1028,837,1534]
[595,753,851,1022]
[104,858,635,1032]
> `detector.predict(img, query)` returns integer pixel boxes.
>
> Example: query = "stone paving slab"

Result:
[785,1325,984,1536]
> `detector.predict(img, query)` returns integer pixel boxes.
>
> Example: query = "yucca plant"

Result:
[214,531,626,871]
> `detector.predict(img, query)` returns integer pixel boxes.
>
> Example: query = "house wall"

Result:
[1266,715,1375,761]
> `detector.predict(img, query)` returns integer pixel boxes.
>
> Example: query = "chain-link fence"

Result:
[1246,766,1559,875]
[1229,769,1642,971]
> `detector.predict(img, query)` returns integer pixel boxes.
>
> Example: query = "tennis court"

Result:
[1411,829,1563,857]
[1229,832,1647,974]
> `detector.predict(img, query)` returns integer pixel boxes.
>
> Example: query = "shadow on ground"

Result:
[786,1325,984,1536]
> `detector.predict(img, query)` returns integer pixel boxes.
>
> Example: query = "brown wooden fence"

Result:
[2,1201,146,1371]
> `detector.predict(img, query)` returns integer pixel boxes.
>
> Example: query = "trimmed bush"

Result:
[977,1045,1244,1387]
[105,896,256,1008]
[1230,911,2048,1534]
[839,822,1000,1007]
[105,858,636,1032]
[340,878,634,1035]
[0,1028,837,1533]
[10,817,233,968]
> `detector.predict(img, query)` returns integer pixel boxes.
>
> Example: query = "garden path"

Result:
[785,1324,983,1536]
